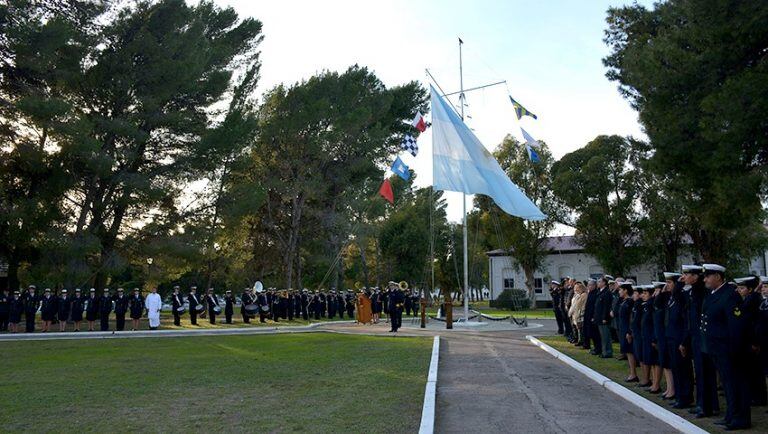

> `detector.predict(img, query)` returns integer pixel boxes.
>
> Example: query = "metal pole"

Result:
[459,37,470,323]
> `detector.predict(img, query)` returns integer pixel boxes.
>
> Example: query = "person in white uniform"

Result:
[145,287,162,330]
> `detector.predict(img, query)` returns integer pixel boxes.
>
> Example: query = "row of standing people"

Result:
[551,265,768,431]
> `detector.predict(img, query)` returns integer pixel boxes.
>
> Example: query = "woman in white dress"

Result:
[145,287,162,330]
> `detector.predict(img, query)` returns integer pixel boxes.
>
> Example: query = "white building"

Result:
[487,235,768,305]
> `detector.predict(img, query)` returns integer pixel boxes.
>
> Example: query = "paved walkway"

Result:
[322,320,676,434]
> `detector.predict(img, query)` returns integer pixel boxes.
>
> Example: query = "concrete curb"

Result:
[526,335,708,434]
[0,321,356,342]
[419,335,440,434]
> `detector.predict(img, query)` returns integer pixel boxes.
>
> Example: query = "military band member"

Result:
[9,290,23,333]
[188,286,201,326]
[57,289,70,332]
[99,288,113,331]
[293,290,301,319]
[0,288,9,331]
[113,288,129,331]
[224,290,234,324]
[206,288,220,324]
[311,291,322,320]
[336,291,344,319]
[256,287,268,323]
[286,290,295,321]
[345,289,356,318]
[388,284,405,332]
[241,287,253,323]
[129,288,144,331]
[411,291,421,318]
[23,285,40,333]
[300,289,309,320]
[171,286,183,326]
[85,288,98,331]
[701,264,750,430]
[40,288,56,332]
[70,288,84,331]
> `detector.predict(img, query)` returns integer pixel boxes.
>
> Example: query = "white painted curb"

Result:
[526,336,708,434]
[419,335,440,434]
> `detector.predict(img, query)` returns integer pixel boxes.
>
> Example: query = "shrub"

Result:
[489,288,532,310]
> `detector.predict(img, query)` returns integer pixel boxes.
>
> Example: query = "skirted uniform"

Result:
[630,298,643,363]
[57,295,70,324]
[617,297,634,355]
[653,291,670,369]
[85,294,98,322]
[0,293,9,331]
[129,294,144,320]
[40,294,57,322]
[70,295,84,322]
[9,296,23,324]
[640,297,657,365]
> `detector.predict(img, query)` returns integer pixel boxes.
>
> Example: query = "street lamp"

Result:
[146,257,153,289]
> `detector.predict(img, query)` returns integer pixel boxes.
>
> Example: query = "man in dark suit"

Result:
[205,288,220,324]
[594,276,615,358]
[113,288,129,331]
[224,290,234,324]
[701,264,750,431]
[300,289,309,320]
[664,272,693,409]
[582,279,601,354]
[171,286,183,326]
[388,284,405,332]
[240,288,253,323]
[734,275,767,407]
[23,285,40,333]
[549,281,564,334]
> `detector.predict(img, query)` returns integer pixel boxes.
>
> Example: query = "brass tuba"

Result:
[398,281,408,290]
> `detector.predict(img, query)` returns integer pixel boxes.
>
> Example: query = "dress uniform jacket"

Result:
[70,295,84,321]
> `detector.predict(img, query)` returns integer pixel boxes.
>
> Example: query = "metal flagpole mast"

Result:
[458,37,470,322]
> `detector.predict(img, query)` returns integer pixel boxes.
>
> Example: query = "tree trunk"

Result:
[523,265,536,308]
[284,193,305,290]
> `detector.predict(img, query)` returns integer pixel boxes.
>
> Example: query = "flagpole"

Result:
[458,37,470,323]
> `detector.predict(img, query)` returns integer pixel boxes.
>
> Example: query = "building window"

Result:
[502,267,514,290]
[534,278,543,291]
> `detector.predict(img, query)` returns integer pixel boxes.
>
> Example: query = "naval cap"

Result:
[734,276,759,289]
[703,264,726,274]
[663,272,682,280]
[681,264,704,274]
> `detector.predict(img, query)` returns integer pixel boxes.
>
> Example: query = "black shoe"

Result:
[672,403,691,409]
[724,425,749,431]
[616,355,627,361]
[688,407,701,415]
[662,395,675,401]
[648,389,661,394]
[600,355,613,359]
[589,350,599,355]
[625,377,639,383]
[637,382,651,388]
[713,419,728,426]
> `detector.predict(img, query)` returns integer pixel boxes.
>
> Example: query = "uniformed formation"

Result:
[550,264,768,431]
[0,282,422,333]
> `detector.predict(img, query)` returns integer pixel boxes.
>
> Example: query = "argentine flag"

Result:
[430,85,545,220]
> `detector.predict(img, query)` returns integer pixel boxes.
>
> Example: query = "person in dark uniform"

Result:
[113,288,129,331]
[382,288,390,323]
[70,288,84,331]
[640,285,661,393]
[549,280,564,334]
[256,288,268,323]
[652,280,673,400]
[734,275,767,407]
[312,291,323,320]
[187,286,201,326]
[561,278,574,341]
[85,288,98,331]
[270,289,280,323]
[404,289,413,317]
[279,290,290,320]
[224,290,234,324]
[757,278,768,390]
[292,290,301,319]
[629,286,646,385]
[9,290,23,333]
[664,272,693,409]
[681,265,719,419]
[129,288,144,330]
[171,286,183,326]
[98,288,112,331]
[583,279,600,353]
[594,276,614,358]
[346,289,356,318]
[240,288,253,323]
[40,288,56,332]
[701,264,750,430]
[57,289,70,332]
[371,289,382,324]
[327,289,337,319]
[617,281,638,382]
[388,284,405,332]
[23,285,40,333]
[335,291,344,319]
[412,291,421,318]
[205,288,220,324]
[0,288,10,331]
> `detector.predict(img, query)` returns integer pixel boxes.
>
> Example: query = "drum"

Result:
[244,304,260,317]
[195,304,204,312]
[260,305,270,313]
[176,306,186,315]
[213,306,222,314]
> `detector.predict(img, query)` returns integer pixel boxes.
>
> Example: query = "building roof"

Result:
[486,235,584,257]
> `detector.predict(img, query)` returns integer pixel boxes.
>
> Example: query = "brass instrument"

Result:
[398,281,408,290]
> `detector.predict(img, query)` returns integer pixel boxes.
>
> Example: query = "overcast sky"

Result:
[219,0,653,227]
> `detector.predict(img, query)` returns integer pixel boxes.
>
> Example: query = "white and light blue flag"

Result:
[526,145,540,163]
[391,156,411,181]
[430,85,545,220]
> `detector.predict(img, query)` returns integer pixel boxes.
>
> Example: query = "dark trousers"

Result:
[563,313,573,338]
[588,323,601,353]
[25,312,35,332]
[225,312,232,324]
[302,307,308,320]
[554,307,564,333]
[190,311,197,325]
[259,312,266,323]
[100,315,109,331]
[695,345,719,415]
[747,352,767,405]
[347,307,354,318]
[390,307,403,332]
[208,310,216,324]
[0,312,8,331]
[173,311,181,326]
[241,311,250,323]
[598,324,613,356]
[711,352,751,428]
[667,339,693,405]
[115,313,125,331]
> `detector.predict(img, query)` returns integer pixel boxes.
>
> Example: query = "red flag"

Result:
[412,112,427,133]
[378,179,394,204]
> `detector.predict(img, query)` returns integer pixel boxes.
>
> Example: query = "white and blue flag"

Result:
[526,145,540,163]
[391,156,411,181]
[430,85,545,220]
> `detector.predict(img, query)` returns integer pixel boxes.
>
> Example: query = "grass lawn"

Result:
[537,335,768,433]
[0,333,432,433]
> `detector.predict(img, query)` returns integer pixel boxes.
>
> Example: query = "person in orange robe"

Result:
[356,290,373,325]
